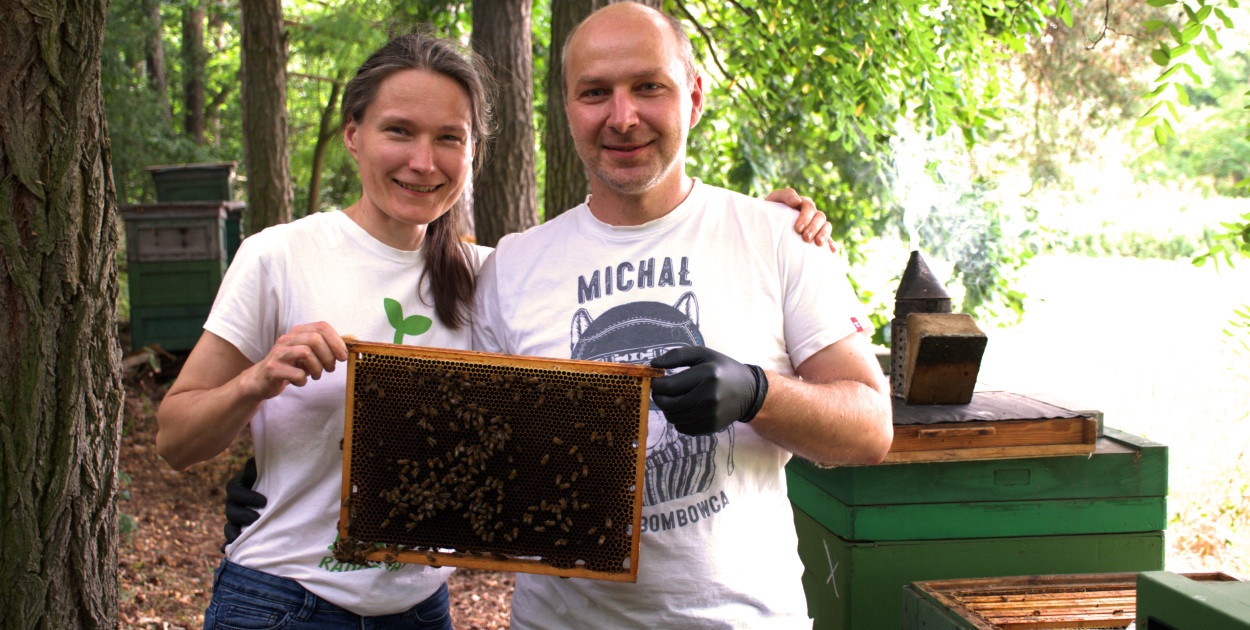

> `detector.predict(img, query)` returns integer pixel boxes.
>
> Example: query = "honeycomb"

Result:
[337,341,660,582]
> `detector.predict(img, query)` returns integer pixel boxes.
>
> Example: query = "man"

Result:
[472,3,892,627]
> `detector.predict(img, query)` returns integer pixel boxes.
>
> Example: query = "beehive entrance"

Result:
[338,341,659,582]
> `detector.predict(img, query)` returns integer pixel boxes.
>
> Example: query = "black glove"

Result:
[223,456,266,548]
[650,346,769,436]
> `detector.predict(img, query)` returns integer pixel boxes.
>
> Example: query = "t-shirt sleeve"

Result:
[776,225,872,368]
[203,232,282,364]
[470,248,508,354]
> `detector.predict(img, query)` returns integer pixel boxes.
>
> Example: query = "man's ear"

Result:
[688,73,705,128]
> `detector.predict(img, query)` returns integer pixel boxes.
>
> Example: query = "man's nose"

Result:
[606,91,640,133]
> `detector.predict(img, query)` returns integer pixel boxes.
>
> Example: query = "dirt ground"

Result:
[117,362,513,629]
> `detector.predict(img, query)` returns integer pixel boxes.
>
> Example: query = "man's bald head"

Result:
[560,2,698,95]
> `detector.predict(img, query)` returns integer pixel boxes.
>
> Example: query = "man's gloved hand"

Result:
[223,456,266,548]
[650,346,769,436]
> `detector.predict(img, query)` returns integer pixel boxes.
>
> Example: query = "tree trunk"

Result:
[471,0,538,247]
[240,0,292,233]
[182,0,206,143]
[306,79,343,219]
[0,0,124,627]
[145,0,171,122]
[543,0,659,220]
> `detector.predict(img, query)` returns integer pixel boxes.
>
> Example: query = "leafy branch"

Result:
[1137,0,1241,144]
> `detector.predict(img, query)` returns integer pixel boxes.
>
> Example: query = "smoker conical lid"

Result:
[895,250,951,301]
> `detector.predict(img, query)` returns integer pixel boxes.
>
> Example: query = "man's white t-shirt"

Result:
[206,210,487,615]
[473,181,870,629]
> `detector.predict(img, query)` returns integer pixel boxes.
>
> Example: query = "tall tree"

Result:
[471,0,539,246]
[182,0,207,143]
[0,0,124,626]
[542,0,660,219]
[145,0,171,122]
[240,0,293,233]
[305,76,345,218]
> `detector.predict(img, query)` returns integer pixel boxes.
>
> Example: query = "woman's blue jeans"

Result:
[203,559,453,630]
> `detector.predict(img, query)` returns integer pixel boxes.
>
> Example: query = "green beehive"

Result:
[147,161,236,203]
[120,201,237,351]
[787,427,1167,629]
[144,161,245,262]
[129,304,214,352]
[1137,571,1250,630]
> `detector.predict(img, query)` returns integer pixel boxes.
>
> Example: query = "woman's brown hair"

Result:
[341,31,495,330]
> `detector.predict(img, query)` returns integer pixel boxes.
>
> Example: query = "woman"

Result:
[157,33,492,627]
[158,30,832,628]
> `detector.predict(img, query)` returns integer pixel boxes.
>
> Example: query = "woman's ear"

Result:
[343,119,360,159]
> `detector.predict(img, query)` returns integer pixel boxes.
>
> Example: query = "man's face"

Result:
[562,7,703,199]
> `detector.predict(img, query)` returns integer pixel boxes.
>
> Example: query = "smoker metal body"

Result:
[890,251,953,398]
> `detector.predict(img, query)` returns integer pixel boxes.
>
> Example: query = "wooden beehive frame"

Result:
[338,340,660,582]
[913,573,1139,629]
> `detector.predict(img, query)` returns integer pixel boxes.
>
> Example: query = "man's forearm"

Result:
[750,372,892,466]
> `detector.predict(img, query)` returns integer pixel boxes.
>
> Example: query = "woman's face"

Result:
[344,68,474,250]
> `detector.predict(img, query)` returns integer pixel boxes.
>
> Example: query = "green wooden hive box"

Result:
[787,427,1168,630]
[1137,571,1250,630]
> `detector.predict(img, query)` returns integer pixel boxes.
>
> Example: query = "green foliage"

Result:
[1223,303,1250,354]
[1046,228,1207,260]
[674,0,1066,317]
[102,0,226,204]
[994,3,1165,189]
[1194,210,1250,267]
[1133,4,1248,355]
[1134,50,1250,197]
[1137,0,1241,146]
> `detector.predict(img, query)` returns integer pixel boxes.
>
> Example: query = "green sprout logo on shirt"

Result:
[384,297,432,344]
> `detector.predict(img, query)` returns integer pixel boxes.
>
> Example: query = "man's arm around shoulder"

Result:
[750,331,893,466]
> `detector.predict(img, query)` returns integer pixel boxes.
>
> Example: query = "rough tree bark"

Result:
[240,0,293,233]
[543,0,660,219]
[471,0,538,247]
[0,0,124,626]
[182,0,207,143]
